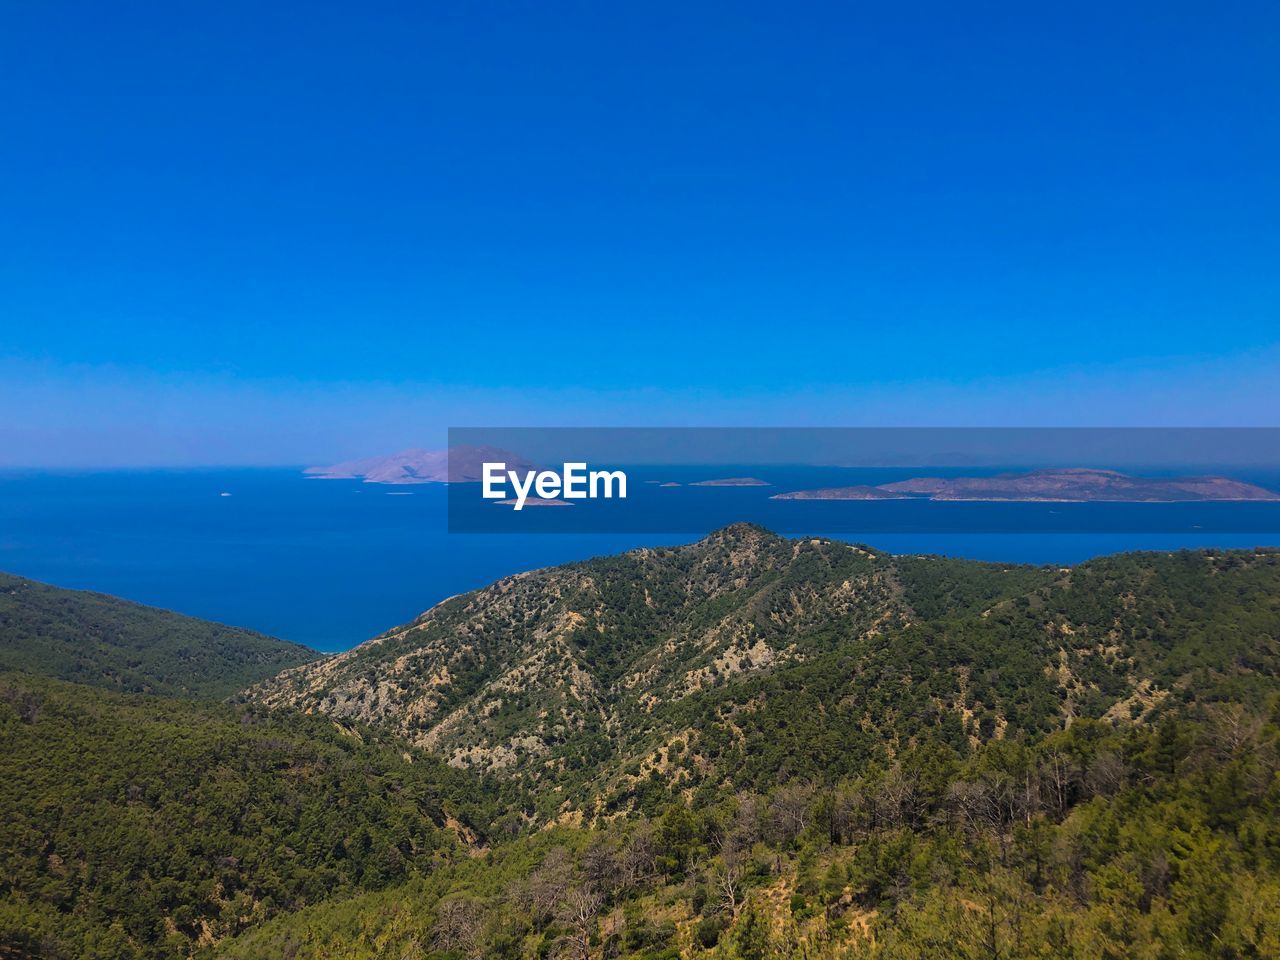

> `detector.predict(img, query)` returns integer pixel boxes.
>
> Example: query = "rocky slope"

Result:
[245,527,1059,808]
[225,534,1280,960]
[247,527,910,787]
[248,526,1280,820]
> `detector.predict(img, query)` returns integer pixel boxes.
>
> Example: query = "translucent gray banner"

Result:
[446,428,1280,534]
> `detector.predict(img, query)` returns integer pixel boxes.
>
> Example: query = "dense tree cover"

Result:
[215,543,1280,959]
[0,572,317,699]
[891,554,1056,621]
[216,701,1280,959]
[5,535,1280,958]
[248,529,1280,822]
[576,547,1280,818]
[0,674,511,959]
[1045,550,1280,702]
[249,526,1067,814]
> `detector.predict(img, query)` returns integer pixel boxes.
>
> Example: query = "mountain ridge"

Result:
[0,571,319,699]
[247,525,1280,821]
[223,530,1280,960]
[246,525,912,802]
[6,530,1280,958]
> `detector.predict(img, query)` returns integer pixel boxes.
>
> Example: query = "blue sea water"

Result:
[2,467,1279,652]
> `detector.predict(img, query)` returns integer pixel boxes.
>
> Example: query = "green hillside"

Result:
[0,673,508,959]
[248,528,1280,818]
[248,526,990,811]
[0,572,318,699]
[216,704,1280,960]
[222,530,1280,958]
[4,530,1280,958]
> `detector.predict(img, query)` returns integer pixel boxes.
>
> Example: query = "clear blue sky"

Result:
[3,1,1278,465]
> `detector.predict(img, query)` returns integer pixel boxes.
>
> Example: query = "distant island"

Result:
[772,485,908,500]
[776,468,1280,502]
[305,446,536,484]
[690,477,771,486]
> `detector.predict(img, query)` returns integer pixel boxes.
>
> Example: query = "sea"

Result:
[3,466,1279,653]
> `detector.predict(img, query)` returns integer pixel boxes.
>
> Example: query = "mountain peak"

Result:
[702,521,779,544]
[246,524,903,792]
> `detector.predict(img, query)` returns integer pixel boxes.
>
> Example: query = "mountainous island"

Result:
[690,477,771,487]
[772,485,908,500]
[5,527,1280,958]
[777,467,1280,502]
[305,445,536,483]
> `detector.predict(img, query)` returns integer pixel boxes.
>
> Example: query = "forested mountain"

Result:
[0,572,318,699]
[0,673,507,959]
[215,705,1280,960]
[221,530,1280,959]
[4,528,1280,959]
[247,526,1048,810]
[247,526,1280,818]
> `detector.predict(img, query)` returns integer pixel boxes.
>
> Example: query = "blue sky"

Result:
[3,1,1278,465]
